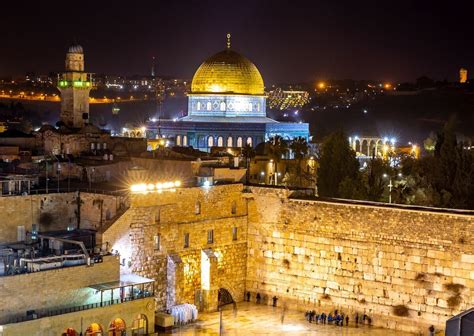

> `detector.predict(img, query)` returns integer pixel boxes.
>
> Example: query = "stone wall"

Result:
[0,193,77,242]
[0,192,126,243]
[245,186,474,334]
[102,184,248,310]
[0,297,154,336]
[101,184,474,334]
[0,255,119,323]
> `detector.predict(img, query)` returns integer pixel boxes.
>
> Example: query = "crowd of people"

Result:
[304,309,372,327]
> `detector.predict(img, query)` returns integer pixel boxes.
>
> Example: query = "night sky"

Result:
[0,0,472,84]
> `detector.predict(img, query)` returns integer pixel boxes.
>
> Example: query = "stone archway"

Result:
[218,288,235,308]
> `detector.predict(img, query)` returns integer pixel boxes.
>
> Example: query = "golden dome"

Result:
[191,49,264,95]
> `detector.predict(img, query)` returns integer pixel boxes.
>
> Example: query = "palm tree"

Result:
[267,135,288,185]
[242,144,256,183]
[290,137,309,187]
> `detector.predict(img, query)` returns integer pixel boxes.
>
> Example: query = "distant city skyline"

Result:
[0,0,472,83]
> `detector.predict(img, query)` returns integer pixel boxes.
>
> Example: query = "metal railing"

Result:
[4,292,153,325]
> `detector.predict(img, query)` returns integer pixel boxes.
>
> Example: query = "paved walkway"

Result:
[159,302,413,335]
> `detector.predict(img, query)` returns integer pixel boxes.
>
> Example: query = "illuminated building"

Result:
[267,88,310,110]
[57,45,93,128]
[460,68,468,83]
[147,34,309,151]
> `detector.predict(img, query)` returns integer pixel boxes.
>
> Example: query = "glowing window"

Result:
[206,102,212,111]
[207,229,214,244]
[237,137,243,147]
[248,103,253,111]
[176,135,181,146]
[154,234,161,250]
[196,102,201,110]
[217,136,223,147]
[195,201,201,215]
[246,137,253,146]
[220,102,226,111]
[208,136,214,147]
[257,103,261,112]
[232,227,238,240]
[183,135,188,146]
[227,137,233,147]
[184,233,190,248]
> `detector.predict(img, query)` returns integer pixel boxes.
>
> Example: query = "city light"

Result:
[317,82,326,89]
[130,180,182,193]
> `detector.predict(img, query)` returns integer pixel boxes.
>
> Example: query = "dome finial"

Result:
[226,33,231,49]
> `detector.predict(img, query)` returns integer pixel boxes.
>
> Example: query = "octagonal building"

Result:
[147,36,309,151]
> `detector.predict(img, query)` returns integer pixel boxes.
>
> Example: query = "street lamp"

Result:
[383,174,393,204]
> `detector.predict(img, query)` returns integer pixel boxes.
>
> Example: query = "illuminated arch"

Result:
[176,135,181,146]
[183,135,188,146]
[85,323,103,336]
[227,136,233,147]
[108,318,126,336]
[63,328,78,336]
[237,137,243,147]
[131,314,148,336]
[246,137,252,146]
[220,102,226,111]
[217,136,224,147]
[208,136,214,147]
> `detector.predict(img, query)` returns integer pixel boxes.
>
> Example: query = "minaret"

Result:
[151,56,156,78]
[57,45,92,128]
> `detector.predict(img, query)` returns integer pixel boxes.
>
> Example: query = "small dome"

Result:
[191,49,264,95]
[68,45,83,54]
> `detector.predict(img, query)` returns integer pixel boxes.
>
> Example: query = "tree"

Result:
[364,158,391,201]
[289,137,309,187]
[317,130,360,198]
[267,136,288,185]
[242,144,256,183]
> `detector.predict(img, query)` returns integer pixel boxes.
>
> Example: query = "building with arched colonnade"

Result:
[348,135,396,159]
[146,35,309,152]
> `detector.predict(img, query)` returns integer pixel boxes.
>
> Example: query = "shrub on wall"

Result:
[444,283,465,308]
[392,305,409,317]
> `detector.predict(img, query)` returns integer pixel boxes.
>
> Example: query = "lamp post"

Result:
[383,173,396,204]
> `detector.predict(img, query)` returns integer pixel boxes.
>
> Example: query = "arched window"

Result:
[206,102,212,111]
[183,135,188,146]
[248,102,253,111]
[196,102,201,110]
[195,201,201,215]
[220,102,226,111]
[227,137,233,147]
[231,200,237,214]
[208,136,214,147]
[246,137,253,146]
[237,137,243,147]
[85,323,103,336]
[217,136,223,147]
[176,135,181,146]
[108,318,126,335]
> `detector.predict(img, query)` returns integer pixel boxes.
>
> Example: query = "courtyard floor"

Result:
[158,302,413,335]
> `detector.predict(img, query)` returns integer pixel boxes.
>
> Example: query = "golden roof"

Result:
[191,49,264,95]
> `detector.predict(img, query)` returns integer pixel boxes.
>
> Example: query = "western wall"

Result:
[102,184,474,334]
